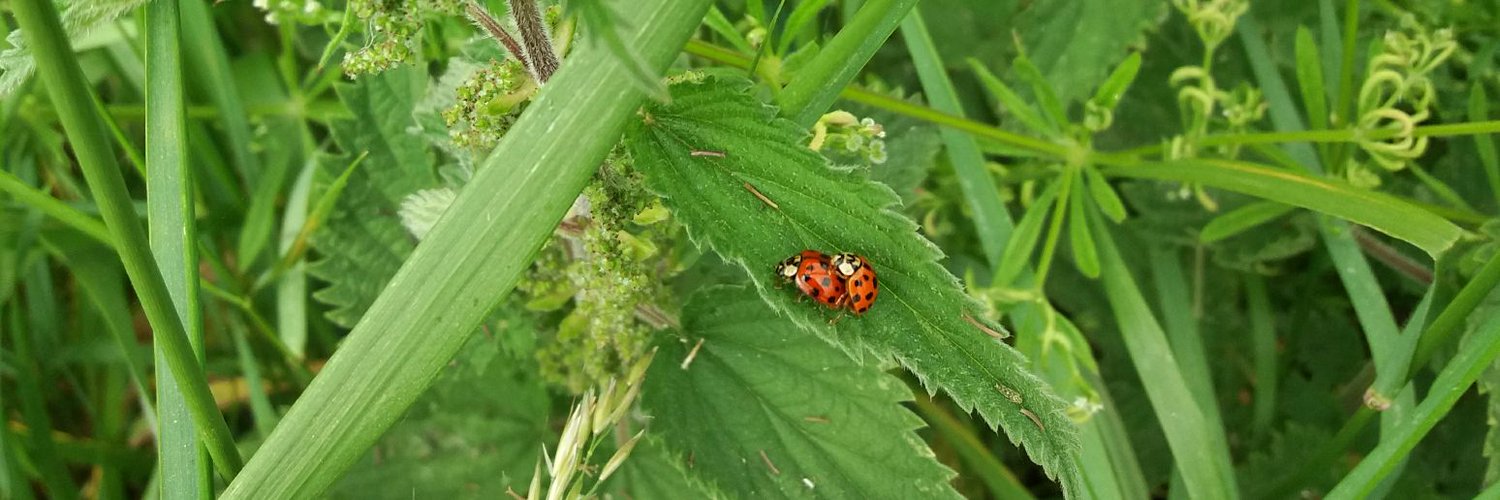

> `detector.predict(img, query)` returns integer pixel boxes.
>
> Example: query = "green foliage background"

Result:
[2,0,1500,498]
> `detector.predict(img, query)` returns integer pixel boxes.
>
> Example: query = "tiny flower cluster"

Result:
[810,110,889,165]
[341,0,465,77]
[442,58,535,151]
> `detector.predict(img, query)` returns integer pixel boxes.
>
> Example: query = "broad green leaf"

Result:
[330,331,547,499]
[1103,159,1462,257]
[1083,166,1127,223]
[1295,26,1328,131]
[626,77,1081,492]
[1067,181,1100,278]
[993,180,1062,287]
[604,436,719,499]
[1090,52,1142,111]
[968,58,1056,137]
[1012,0,1165,107]
[642,286,959,498]
[1199,200,1296,244]
[307,66,438,327]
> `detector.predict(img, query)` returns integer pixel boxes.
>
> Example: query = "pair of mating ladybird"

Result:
[774,250,880,314]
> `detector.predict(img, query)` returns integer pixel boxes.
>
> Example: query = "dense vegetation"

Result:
[3,0,1500,498]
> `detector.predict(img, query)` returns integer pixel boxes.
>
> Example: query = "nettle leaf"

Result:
[330,325,548,498]
[1013,0,1168,107]
[626,76,1081,492]
[604,435,720,499]
[308,66,438,327]
[642,286,958,498]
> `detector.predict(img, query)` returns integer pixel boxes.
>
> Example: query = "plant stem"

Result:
[778,0,917,126]
[510,0,559,81]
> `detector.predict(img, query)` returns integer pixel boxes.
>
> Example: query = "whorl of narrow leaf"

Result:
[643,286,960,498]
[625,76,1082,493]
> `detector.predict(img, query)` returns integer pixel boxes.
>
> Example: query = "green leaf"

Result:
[603,436,718,499]
[1012,51,1068,130]
[330,333,547,499]
[1198,200,1296,244]
[1083,166,1127,223]
[992,178,1062,288]
[1470,85,1500,203]
[626,76,1081,492]
[967,58,1057,137]
[1294,26,1328,131]
[776,0,832,55]
[904,10,1013,267]
[643,286,959,498]
[570,0,669,101]
[1090,217,1239,499]
[1103,159,1463,257]
[307,66,438,327]
[1012,0,1166,107]
[1089,51,1142,111]
[1067,180,1100,278]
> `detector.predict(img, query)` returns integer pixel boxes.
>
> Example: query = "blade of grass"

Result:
[219,1,710,496]
[1326,306,1500,499]
[1092,219,1238,500]
[1470,85,1500,203]
[1146,247,1224,430]
[7,298,76,499]
[1244,273,1277,439]
[12,0,243,479]
[1387,250,1500,395]
[902,8,1012,267]
[779,0,917,126]
[1100,158,1460,258]
[182,0,260,188]
[276,160,316,357]
[147,0,214,495]
[0,170,112,247]
[1294,26,1328,132]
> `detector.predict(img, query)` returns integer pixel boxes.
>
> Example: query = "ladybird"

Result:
[774,250,847,309]
[830,253,878,314]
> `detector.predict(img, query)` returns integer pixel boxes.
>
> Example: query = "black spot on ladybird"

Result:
[865,292,874,300]
[811,288,820,297]
[854,279,863,287]
[853,295,862,303]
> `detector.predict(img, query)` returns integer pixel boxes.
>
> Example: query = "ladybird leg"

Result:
[828,310,847,326]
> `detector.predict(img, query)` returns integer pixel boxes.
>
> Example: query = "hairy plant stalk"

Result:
[511,0,560,81]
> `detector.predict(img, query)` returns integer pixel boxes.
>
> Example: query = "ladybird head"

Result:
[774,254,803,281]
[830,253,864,278]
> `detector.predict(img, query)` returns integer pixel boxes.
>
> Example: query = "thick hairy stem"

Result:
[467,1,529,72]
[511,0,560,81]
